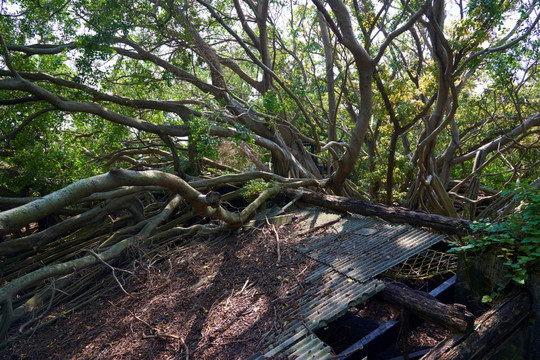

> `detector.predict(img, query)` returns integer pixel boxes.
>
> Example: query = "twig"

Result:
[83,249,133,295]
[299,319,315,336]
[298,218,340,236]
[279,192,303,213]
[19,279,57,333]
[133,313,189,359]
[225,288,234,308]
[240,278,250,293]
[265,217,281,264]
[134,313,179,340]
[180,337,189,360]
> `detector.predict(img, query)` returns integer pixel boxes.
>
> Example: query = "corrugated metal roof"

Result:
[250,209,445,359]
[297,216,446,282]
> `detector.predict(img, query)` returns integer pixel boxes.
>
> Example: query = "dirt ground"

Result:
[1,218,448,360]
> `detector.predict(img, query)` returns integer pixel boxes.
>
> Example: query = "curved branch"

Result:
[0,78,191,137]
[416,82,459,150]
[233,0,260,48]
[373,2,427,64]
[189,170,311,190]
[0,33,22,79]
[5,42,76,57]
[452,112,540,165]
[326,0,371,64]
[196,0,321,149]
[312,0,344,43]
[113,39,222,96]
[0,168,318,236]
[455,9,540,75]
[0,70,200,120]
[0,107,56,143]
[220,58,264,93]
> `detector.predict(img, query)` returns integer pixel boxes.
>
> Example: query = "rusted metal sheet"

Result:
[250,210,446,359]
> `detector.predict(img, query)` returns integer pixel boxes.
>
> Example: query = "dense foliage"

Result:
[0,0,538,205]
[450,185,540,286]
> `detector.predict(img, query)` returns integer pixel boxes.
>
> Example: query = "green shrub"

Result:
[450,185,540,285]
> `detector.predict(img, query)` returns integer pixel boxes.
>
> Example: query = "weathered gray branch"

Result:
[0,169,318,236]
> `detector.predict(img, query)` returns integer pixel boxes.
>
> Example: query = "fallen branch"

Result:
[281,188,472,235]
[421,290,532,360]
[380,280,475,333]
[133,312,189,360]
[0,193,184,340]
[0,168,318,236]
[0,194,140,256]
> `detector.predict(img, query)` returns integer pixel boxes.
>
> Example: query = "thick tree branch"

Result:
[5,42,76,57]
[0,169,318,236]
[0,77,191,137]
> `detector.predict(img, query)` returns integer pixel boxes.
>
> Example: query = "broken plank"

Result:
[421,290,533,360]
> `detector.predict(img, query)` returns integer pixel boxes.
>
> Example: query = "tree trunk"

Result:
[380,280,475,333]
[421,290,533,360]
[280,188,471,235]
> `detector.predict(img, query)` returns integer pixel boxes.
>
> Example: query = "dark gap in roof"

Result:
[314,245,456,359]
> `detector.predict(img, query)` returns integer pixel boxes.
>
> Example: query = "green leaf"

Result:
[481,295,493,303]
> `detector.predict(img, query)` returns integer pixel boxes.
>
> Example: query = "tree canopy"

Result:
[1,0,538,202]
[0,0,539,348]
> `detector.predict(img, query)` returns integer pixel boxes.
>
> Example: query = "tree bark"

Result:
[280,188,471,235]
[380,280,475,333]
[451,112,540,165]
[0,194,140,256]
[421,290,533,360]
[325,0,374,194]
[0,169,318,236]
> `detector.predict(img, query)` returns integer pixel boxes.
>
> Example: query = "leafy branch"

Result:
[450,185,540,285]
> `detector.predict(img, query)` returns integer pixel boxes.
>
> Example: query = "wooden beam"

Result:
[338,276,458,359]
